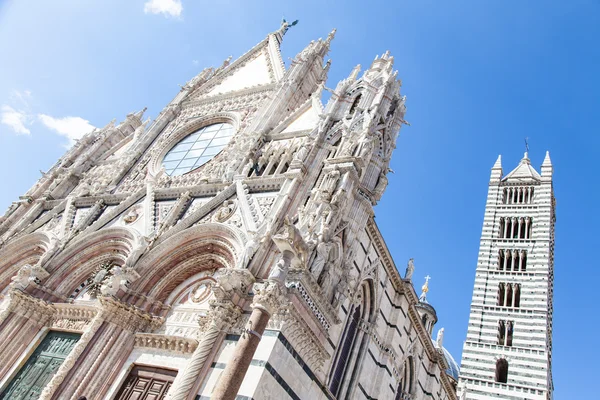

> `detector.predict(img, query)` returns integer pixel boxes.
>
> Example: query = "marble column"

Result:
[211,279,288,400]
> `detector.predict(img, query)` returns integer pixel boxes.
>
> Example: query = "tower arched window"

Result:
[495,359,509,383]
[521,250,527,271]
[498,283,505,306]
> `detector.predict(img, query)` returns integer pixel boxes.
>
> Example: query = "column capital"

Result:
[200,299,242,333]
[251,280,289,316]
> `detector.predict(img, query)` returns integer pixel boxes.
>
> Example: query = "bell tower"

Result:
[458,152,555,400]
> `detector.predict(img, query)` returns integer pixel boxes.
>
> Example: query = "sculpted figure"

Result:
[37,235,62,268]
[321,167,341,199]
[10,264,48,290]
[239,237,259,268]
[436,327,445,348]
[405,258,415,280]
[311,241,331,279]
[357,132,375,159]
[100,265,139,296]
[124,235,151,269]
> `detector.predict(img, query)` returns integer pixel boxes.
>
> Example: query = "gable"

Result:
[281,104,320,134]
[205,52,274,97]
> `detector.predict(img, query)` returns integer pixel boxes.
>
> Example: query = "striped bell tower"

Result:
[458,152,555,400]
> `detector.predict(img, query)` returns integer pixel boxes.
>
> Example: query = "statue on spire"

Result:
[419,275,431,302]
[279,17,299,36]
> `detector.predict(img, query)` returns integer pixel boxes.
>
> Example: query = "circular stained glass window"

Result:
[162,122,234,176]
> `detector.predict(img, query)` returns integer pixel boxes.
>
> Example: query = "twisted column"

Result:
[166,301,240,400]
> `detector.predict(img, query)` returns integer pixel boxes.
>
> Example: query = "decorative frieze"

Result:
[134,333,198,354]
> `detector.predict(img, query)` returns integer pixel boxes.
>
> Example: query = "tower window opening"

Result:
[498,283,505,306]
[498,320,514,346]
[495,359,509,383]
[498,250,505,271]
[521,251,527,271]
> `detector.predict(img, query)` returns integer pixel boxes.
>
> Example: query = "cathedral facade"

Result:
[0,24,457,400]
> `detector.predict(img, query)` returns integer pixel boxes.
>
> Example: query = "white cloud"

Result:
[1,105,31,135]
[38,114,96,146]
[144,0,183,17]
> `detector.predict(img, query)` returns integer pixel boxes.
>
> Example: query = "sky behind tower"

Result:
[1,1,598,398]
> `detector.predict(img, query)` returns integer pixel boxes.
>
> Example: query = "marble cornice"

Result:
[184,84,276,108]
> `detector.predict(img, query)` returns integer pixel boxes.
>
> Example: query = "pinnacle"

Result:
[492,154,502,169]
[542,151,552,166]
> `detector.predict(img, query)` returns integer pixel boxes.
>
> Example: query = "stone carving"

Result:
[239,237,259,269]
[212,200,237,223]
[10,264,49,290]
[272,216,308,268]
[436,327,444,349]
[100,265,140,296]
[134,333,198,354]
[123,205,141,224]
[212,268,255,300]
[405,258,414,280]
[252,279,289,316]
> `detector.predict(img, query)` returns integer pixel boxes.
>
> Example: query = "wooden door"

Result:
[115,365,178,400]
[0,330,81,400]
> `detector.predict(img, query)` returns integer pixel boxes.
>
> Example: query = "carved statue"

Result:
[268,257,287,283]
[213,200,236,223]
[311,240,331,279]
[436,327,444,348]
[357,131,375,159]
[272,216,308,267]
[293,143,309,163]
[321,167,341,200]
[239,237,259,269]
[100,265,139,296]
[124,235,151,269]
[405,258,414,280]
[37,235,62,268]
[10,264,49,290]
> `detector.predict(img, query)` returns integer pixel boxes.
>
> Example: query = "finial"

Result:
[349,64,361,81]
[419,275,431,302]
[524,137,530,154]
[325,28,336,46]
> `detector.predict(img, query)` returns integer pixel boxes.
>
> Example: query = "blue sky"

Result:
[1,1,598,397]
